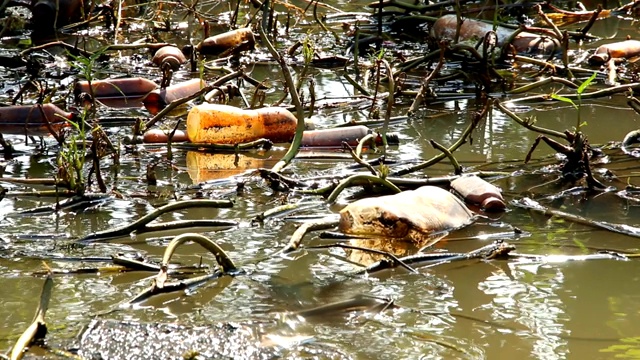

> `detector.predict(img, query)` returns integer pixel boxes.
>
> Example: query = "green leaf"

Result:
[550,93,578,110]
[577,72,597,95]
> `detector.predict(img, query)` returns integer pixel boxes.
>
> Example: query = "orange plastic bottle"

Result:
[0,103,75,136]
[450,175,506,211]
[186,104,297,144]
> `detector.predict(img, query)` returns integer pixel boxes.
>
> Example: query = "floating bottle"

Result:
[450,175,506,211]
[152,45,187,71]
[339,186,473,253]
[195,28,255,56]
[142,78,204,115]
[31,0,87,31]
[301,126,399,147]
[0,103,75,136]
[142,129,189,143]
[588,39,640,65]
[74,77,158,99]
[431,14,559,55]
[186,104,298,144]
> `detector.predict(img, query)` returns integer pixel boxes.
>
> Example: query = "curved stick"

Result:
[258,26,305,173]
[78,200,233,243]
[282,219,339,253]
[155,233,237,288]
[391,99,488,176]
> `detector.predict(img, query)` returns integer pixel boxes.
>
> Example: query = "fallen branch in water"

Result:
[282,218,340,253]
[309,243,420,274]
[357,240,514,274]
[513,197,640,239]
[127,233,238,305]
[495,99,570,140]
[259,25,305,173]
[31,254,210,276]
[252,201,324,224]
[392,99,489,176]
[78,199,233,243]
[285,294,395,319]
[14,193,111,215]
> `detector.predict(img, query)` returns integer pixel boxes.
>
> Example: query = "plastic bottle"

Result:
[152,46,187,71]
[301,126,400,147]
[431,14,558,55]
[74,77,158,99]
[589,39,640,65]
[0,103,75,136]
[142,78,204,115]
[450,175,506,211]
[196,28,255,56]
[143,129,189,143]
[186,104,297,144]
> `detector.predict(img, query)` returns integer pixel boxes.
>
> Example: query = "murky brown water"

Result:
[2,1,640,359]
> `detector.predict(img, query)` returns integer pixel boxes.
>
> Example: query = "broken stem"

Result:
[79,200,233,242]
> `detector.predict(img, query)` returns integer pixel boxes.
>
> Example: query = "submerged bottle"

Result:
[301,126,399,147]
[186,104,298,144]
[450,175,506,211]
[195,28,255,56]
[0,103,75,136]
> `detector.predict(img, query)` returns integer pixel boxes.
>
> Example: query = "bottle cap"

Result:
[481,197,506,211]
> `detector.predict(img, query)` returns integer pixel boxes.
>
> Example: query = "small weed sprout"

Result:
[550,72,597,132]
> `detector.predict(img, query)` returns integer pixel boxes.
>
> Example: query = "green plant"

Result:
[550,72,597,132]
[61,49,109,193]
[57,108,89,193]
